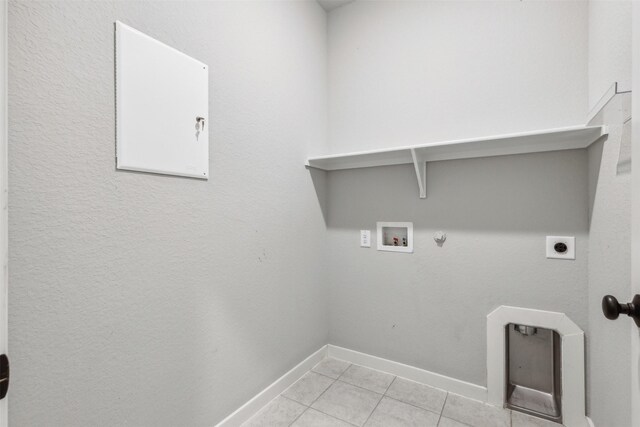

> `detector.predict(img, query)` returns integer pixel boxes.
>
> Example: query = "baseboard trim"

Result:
[327,345,488,402]
[215,345,328,427]
[216,344,491,426]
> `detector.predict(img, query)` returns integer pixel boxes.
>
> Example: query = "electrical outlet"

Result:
[546,236,575,260]
[360,230,371,248]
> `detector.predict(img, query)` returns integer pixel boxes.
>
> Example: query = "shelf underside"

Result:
[306,125,607,199]
[307,126,607,171]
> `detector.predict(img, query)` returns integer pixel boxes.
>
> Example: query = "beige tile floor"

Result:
[242,358,561,427]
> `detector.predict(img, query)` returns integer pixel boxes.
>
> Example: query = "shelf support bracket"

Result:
[410,148,426,199]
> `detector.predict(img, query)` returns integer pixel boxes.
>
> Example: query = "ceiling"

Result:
[316,0,355,12]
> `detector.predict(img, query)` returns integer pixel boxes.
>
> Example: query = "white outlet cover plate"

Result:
[546,236,575,260]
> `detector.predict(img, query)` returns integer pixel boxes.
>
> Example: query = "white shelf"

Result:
[306,125,607,198]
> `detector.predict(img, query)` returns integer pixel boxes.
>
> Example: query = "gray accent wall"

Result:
[8,1,328,425]
[326,152,590,387]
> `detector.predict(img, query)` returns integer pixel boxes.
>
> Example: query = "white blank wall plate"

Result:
[546,236,575,260]
[115,21,209,179]
[360,230,371,248]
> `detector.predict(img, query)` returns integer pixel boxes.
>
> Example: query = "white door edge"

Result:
[631,2,640,426]
[0,0,8,425]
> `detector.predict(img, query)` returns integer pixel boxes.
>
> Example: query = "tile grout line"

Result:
[335,378,386,396]
[340,363,452,405]
[382,376,441,413]
[306,365,391,427]
[439,394,510,427]
[279,394,311,427]
[436,392,449,426]
[311,364,392,426]
[338,376,395,396]
[335,360,452,409]
[312,369,345,382]
[302,361,361,426]
[285,361,506,427]
[305,370,338,408]
[383,394,444,417]
[438,414,474,427]
[332,361,394,395]
[382,376,397,397]
[243,393,304,426]
[311,362,492,427]
[308,371,337,407]
[286,406,307,427]
[307,377,366,426]
[334,362,353,382]
[280,394,309,408]
[280,366,336,427]
[338,376,443,417]
[283,368,344,427]
[252,360,493,427]
[360,375,397,427]
[309,407,360,427]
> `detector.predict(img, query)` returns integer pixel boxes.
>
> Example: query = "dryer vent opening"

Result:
[506,323,562,424]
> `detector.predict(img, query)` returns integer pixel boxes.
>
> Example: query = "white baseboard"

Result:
[327,345,488,402]
[215,345,328,427]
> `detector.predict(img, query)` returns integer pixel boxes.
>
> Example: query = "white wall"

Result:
[587,1,633,426]
[328,0,588,153]
[588,0,632,109]
[7,1,328,425]
[326,0,590,389]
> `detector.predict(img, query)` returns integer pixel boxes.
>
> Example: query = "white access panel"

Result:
[115,21,209,179]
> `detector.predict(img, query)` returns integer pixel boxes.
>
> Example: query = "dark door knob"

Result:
[602,294,640,327]
[0,354,8,400]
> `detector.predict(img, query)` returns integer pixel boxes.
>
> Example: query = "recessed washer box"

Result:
[377,222,413,253]
[115,21,209,179]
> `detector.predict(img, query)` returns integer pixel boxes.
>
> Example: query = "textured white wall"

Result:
[588,0,632,109]
[326,0,590,388]
[328,0,588,153]
[8,1,328,425]
[7,1,632,425]
[0,1,6,423]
